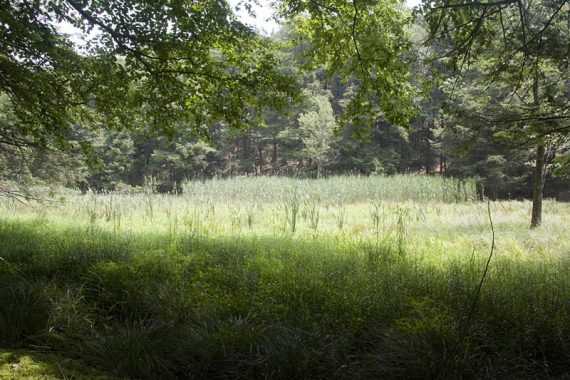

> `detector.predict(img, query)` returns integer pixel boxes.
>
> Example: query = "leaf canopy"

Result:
[0,0,298,146]
[278,0,417,134]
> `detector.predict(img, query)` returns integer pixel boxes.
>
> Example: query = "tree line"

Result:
[0,0,568,227]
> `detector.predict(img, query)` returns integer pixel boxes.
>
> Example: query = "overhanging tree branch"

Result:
[432,0,515,10]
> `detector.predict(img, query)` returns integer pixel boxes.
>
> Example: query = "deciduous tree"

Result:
[421,0,570,227]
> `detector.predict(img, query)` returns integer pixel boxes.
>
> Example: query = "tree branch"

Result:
[351,0,370,79]
[431,0,515,10]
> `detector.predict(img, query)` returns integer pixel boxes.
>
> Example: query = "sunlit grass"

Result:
[0,348,117,379]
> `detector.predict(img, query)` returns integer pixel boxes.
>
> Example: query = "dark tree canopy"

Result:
[420,0,569,138]
[0,0,298,148]
[2,0,568,218]
[421,0,570,227]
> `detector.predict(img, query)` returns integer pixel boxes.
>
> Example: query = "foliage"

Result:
[3,1,566,203]
[0,0,298,147]
[279,0,417,133]
[297,87,337,178]
[180,175,479,204]
[420,0,570,224]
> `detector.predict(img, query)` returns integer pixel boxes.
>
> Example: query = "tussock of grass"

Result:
[1,219,569,379]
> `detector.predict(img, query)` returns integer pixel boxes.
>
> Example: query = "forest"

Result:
[0,0,569,378]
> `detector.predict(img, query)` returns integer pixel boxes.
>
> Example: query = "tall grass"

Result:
[181,175,480,204]
[0,175,569,379]
[0,221,568,378]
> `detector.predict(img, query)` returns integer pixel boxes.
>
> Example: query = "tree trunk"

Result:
[530,71,544,229]
[425,129,431,174]
[530,143,545,228]
[273,142,277,163]
[317,162,322,179]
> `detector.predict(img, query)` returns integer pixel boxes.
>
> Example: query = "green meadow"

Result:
[1,176,569,379]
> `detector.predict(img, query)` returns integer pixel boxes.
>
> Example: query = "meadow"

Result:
[1,175,569,379]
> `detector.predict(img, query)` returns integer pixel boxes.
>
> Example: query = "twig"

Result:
[441,198,496,377]
[351,0,370,80]
[431,0,515,10]
[461,199,496,336]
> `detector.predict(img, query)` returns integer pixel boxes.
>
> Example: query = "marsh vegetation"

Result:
[1,176,569,378]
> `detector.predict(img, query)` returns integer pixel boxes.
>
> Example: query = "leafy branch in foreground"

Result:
[278,0,417,134]
[0,0,298,148]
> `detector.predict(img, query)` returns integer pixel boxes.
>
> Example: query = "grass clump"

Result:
[0,276,52,345]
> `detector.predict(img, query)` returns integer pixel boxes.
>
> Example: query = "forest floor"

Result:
[1,177,569,379]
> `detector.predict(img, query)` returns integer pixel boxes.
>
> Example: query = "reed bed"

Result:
[181,175,480,204]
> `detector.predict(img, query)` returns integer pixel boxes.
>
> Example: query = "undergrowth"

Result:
[1,220,569,379]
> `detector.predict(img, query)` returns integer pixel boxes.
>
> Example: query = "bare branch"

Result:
[431,0,515,10]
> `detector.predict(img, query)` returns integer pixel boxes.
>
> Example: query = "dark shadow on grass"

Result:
[1,218,569,379]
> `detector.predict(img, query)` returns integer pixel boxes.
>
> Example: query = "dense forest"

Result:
[1,1,568,203]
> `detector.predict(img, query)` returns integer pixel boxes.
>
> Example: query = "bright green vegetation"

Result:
[181,175,479,204]
[1,176,569,379]
[2,1,568,232]
[0,348,117,379]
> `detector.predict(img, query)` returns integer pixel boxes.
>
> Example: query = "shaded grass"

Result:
[1,220,569,379]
